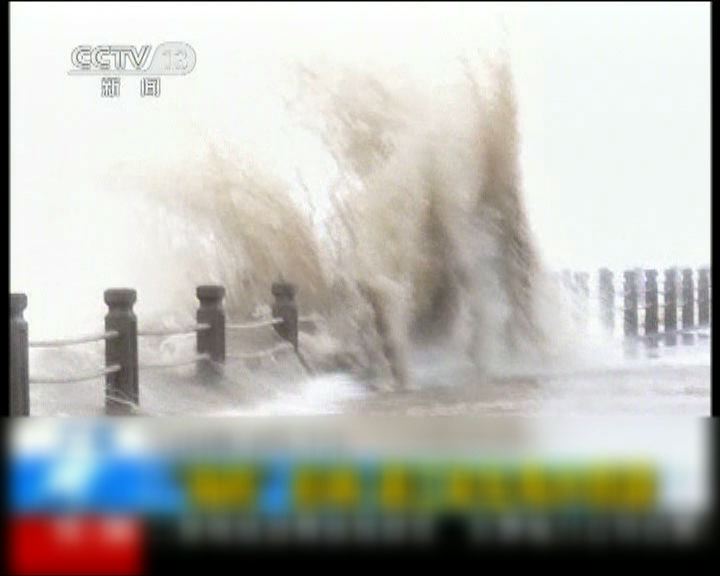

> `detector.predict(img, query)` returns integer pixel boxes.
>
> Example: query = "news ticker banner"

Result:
[13,453,659,515]
[9,417,709,517]
[6,418,712,572]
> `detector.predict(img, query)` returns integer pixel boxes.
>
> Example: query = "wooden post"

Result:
[104,289,139,416]
[196,285,226,363]
[663,268,678,346]
[598,268,615,334]
[634,267,645,310]
[574,272,589,296]
[697,267,710,327]
[644,269,659,344]
[10,293,30,416]
[623,270,639,338]
[681,268,694,344]
[573,271,589,325]
[272,281,298,350]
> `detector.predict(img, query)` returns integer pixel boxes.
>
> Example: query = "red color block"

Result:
[8,516,144,575]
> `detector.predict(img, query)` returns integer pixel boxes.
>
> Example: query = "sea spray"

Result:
[126,54,557,387]
[18,39,568,391]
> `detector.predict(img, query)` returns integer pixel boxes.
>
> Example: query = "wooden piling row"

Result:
[567,266,711,341]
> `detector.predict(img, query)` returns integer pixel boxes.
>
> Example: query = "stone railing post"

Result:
[663,268,678,346]
[697,267,710,327]
[10,294,30,416]
[598,268,615,334]
[681,268,695,344]
[104,289,139,416]
[644,269,659,343]
[196,285,226,363]
[623,270,639,338]
[272,281,298,351]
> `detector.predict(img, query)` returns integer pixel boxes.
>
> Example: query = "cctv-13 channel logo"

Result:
[69,42,197,99]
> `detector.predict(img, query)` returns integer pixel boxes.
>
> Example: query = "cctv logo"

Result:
[69,42,196,76]
[71,45,152,72]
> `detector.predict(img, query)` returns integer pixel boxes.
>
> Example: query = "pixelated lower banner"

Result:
[6,417,713,572]
[8,418,709,516]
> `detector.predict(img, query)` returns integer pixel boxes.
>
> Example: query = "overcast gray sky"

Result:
[11,1,711,300]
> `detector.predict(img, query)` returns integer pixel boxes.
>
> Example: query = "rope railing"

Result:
[226,318,283,331]
[10,281,304,417]
[29,364,121,385]
[29,330,119,348]
[137,323,210,337]
[103,391,144,414]
[9,267,709,417]
[224,342,294,362]
[139,353,210,371]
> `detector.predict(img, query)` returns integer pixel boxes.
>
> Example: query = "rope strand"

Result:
[226,318,283,331]
[138,353,210,370]
[29,330,119,348]
[224,342,294,362]
[29,364,121,384]
[137,324,210,337]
